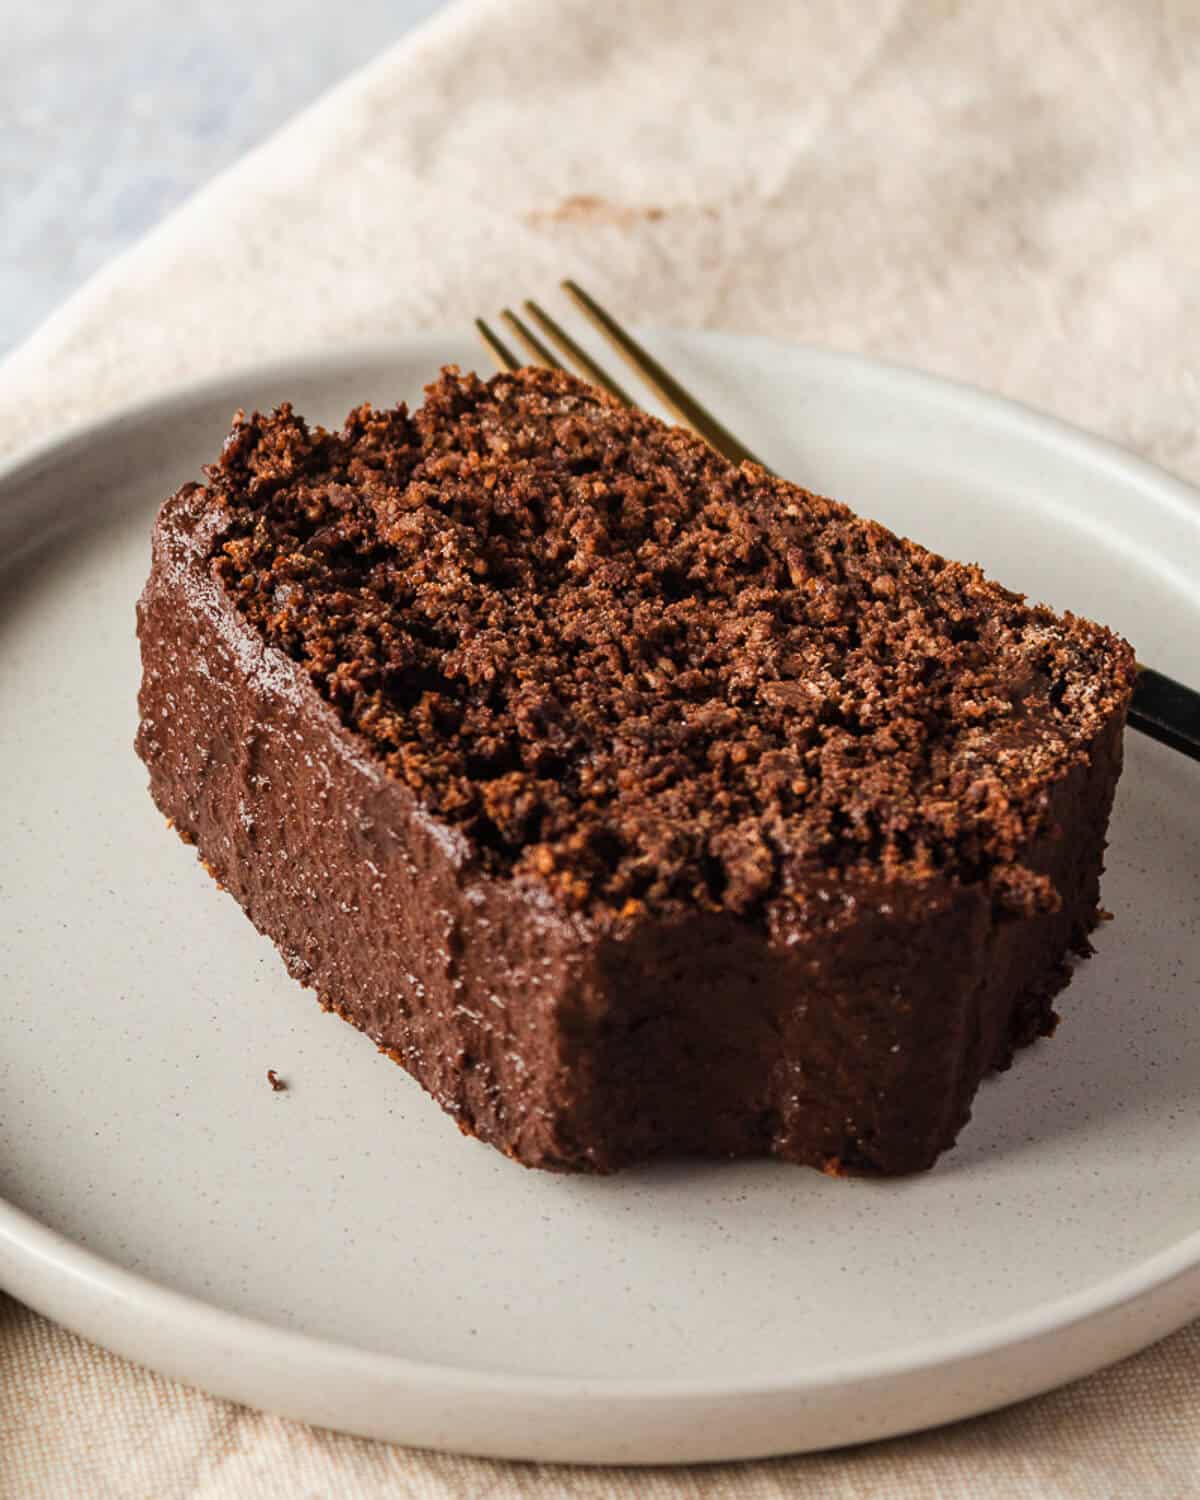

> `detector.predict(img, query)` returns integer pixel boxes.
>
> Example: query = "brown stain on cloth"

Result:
[525,194,718,228]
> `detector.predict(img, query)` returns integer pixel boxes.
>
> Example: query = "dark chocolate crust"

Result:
[135,368,1135,1174]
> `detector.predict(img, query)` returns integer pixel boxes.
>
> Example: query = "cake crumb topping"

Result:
[205,366,1135,920]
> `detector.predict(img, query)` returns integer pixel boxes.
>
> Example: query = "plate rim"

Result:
[4,1179,1200,1399]
[2,329,1198,1452]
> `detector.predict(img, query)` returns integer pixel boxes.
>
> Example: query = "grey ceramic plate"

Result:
[1,333,1198,1464]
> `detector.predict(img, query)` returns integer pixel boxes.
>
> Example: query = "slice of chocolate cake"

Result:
[135,366,1136,1174]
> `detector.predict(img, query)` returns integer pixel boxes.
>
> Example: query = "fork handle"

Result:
[1129,665,1200,762]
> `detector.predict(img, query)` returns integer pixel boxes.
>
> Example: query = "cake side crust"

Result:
[137,482,606,1169]
[570,704,1122,1176]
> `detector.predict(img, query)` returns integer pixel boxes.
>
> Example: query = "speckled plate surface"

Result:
[1,333,1198,1464]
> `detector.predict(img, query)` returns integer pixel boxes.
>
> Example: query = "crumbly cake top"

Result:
[204,366,1135,921]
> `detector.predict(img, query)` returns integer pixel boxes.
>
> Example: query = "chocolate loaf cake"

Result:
[135,366,1136,1174]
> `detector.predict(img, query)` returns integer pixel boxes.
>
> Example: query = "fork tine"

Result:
[560,280,770,471]
[474,317,521,373]
[522,299,635,407]
[500,308,565,371]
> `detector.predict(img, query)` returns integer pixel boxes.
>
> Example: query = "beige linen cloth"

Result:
[2,0,1199,1494]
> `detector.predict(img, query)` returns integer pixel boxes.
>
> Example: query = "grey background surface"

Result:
[1,0,448,355]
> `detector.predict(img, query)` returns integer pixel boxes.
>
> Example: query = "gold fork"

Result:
[475,280,1200,762]
[476,279,769,473]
